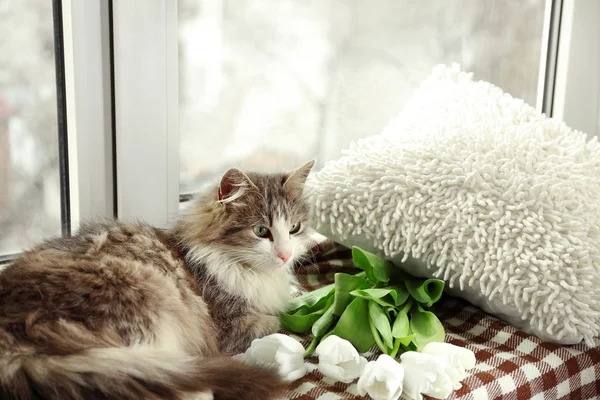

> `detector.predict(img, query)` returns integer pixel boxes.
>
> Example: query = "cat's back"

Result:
[7,219,185,275]
[0,219,195,333]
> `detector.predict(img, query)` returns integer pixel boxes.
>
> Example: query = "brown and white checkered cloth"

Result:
[284,243,600,400]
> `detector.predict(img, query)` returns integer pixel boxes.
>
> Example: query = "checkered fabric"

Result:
[284,242,600,400]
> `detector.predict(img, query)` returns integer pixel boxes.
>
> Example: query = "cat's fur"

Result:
[0,161,316,400]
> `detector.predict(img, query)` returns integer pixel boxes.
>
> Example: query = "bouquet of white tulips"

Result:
[240,334,475,400]
[237,246,476,400]
[281,246,446,357]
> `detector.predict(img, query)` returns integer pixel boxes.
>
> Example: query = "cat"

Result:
[0,160,316,400]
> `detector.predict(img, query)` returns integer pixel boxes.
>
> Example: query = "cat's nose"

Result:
[278,251,292,262]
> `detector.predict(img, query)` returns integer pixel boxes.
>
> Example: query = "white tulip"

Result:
[242,333,307,381]
[356,354,405,400]
[421,342,476,389]
[400,351,454,400]
[315,335,368,383]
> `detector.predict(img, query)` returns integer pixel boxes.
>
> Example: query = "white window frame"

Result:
[63,0,183,230]
[112,0,180,228]
[62,0,115,229]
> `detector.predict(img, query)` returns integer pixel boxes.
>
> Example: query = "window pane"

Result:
[0,0,62,254]
[179,0,547,193]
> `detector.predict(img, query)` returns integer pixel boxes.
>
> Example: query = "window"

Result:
[0,0,63,256]
[178,0,548,194]
[2,1,594,237]
[0,0,114,260]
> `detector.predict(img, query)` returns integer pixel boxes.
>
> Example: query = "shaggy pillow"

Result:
[307,64,600,346]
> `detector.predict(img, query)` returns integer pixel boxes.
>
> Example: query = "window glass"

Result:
[0,0,62,254]
[178,0,547,193]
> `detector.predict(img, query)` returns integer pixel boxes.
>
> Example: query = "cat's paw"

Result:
[247,314,281,342]
[260,314,281,335]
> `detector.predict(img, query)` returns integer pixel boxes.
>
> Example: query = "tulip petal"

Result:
[422,341,476,370]
[243,334,307,382]
[249,341,278,364]
[318,362,349,382]
[270,333,307,354]
[357,361,376,395]
[283,363,308,382]
[421,341,476,389]
[337,356,368,381]
[315,335,360,365]
[315,336,367,383]
[422,372,453,399]
[400,351,454,400]
[357,355,404,400]
[275,350,304,380]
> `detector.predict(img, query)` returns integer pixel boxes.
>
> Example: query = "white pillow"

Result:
[307,64,600,346]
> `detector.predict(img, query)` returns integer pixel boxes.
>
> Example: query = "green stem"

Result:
[389,338,402,358]
[303,337,318,358]
[369,318,389,354]
[399,298,414,315]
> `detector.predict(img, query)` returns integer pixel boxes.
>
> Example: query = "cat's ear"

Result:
[218,168,257,204]
[283,160,315,194]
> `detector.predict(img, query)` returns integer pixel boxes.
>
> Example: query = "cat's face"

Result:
[190,161,316,270]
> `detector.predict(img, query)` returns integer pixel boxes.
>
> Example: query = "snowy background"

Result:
[1,0,546,253]
[178,0,547,192]
[1,0,60,253]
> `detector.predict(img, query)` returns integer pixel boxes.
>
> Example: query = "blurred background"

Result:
[178,0,546,193]
[1,0,546,253]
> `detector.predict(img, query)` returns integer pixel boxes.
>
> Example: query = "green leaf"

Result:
[350,285,410,308]
[329,297,375,353]
[281,292,334,333]
[287,284,334,312]
[368,301,394,350]
[391,309,410,338]
[280,307,327,333]
[395,341,418,356]
[405,341,418,352]
[332,273,370,316]
[405,279,445,307]
[351,288,394,307]
[352,247,394,284]
[409,307,446,350]
[389,283,411,306]
[391,308,416,347]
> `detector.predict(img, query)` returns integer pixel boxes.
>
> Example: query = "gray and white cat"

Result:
[0,161,316,400]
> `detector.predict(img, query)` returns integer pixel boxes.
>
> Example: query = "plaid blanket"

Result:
[284,243,600,400]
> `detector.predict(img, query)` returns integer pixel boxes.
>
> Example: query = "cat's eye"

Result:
[290,222,302,235]
[253,225,270,238]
